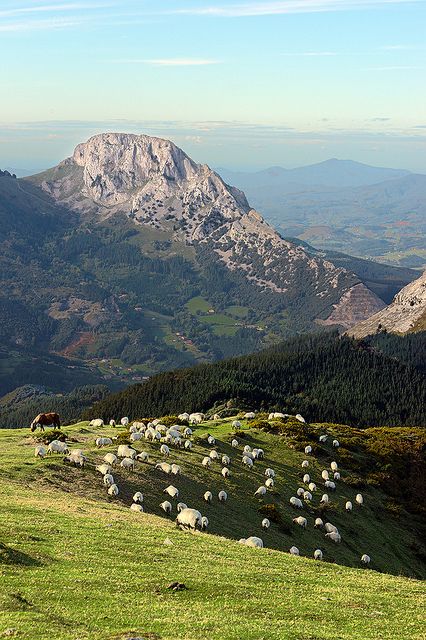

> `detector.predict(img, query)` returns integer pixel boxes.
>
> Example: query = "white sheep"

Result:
[293,516,307,529]
[164,485,179,499]
[324,481,336,491]
[332,439,340,448]
[290,497,303,509]
[130,503,143,512]
[90,418,104,428]
[345,501,353,512]
[242,456,253,468]
[308,482,316,492]
[239,537,263,548]
[189,413,204,425]
[330,461,338,471]
[129,425,138,433]
[218,490,228,502]
[136,451,149,463]
[304,445,312,454]
[242,451,255,460]
[222,454,231,466]
[303,491,312,502]
[34,445,46,458]
[256,448,264,460]
[121,417,129,426]
[117,445,136,459]
[204,491,213,503]
[96,463,112,475]
[231,439,239,448]
[303,473,310,484]
[183,427,193,438]
[207,435,215,445]
[356,493,364,506]
[325,531,341,543]
[48,440,69,454]
[130,432,142,442]
[243,445,252,454]
[314,517,324,528]
[314,549,323,560]
[232,420,241,429]
[202,456,212,468]
[320,494,329,504]
[155,462,172,474]
[160,500,172,514]
[265,478,274,489]
[361,554,371,564]
[262,518,270,530]
[201,516,209,530]
[265,468,275,479]
[176,508,202,530]
[177,502,188,513]
[120,457,135,471]
[321,470,329,481]
[222,467,230,478]
[184,440,192,450]
[209,450,219,461]
[103,473,114,486]
[297,487,305,497]
[324,522,339,534]
[254,486,267,497]
[334,472,341,481]
[160,444,170,456]
[107,484,119,496]
[103,452,117,465]
[301,460,309,468]
[171,464,181,476]
[295,414,306,423]
[178,413,190,422]
[133,491,143,504]
[319,435,328,443]
[109,419,116,427]
[289,546,300,555]
[66,450,85,467]
[244,412,256,419]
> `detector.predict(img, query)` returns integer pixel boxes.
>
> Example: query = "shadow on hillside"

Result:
[0,542,42,567]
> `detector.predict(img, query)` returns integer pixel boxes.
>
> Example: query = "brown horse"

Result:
[30,412,60,432]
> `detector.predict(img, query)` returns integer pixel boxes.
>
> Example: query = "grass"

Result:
[1,420,425,639]
[185,296,213,314]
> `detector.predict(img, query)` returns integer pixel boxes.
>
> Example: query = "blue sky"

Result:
[0,0,425,172]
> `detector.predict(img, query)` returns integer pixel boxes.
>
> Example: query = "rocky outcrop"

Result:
[347,271,426,337]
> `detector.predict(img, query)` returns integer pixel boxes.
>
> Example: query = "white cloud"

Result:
[113,58,221,66]
[0,17,80,32]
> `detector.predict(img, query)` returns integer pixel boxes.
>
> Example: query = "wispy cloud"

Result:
[113,58,221,66]
[167,0,420,17]
[0,17,80,32]
[0,3,107,18]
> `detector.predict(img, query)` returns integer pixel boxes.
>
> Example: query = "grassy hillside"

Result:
[1,418,425,639]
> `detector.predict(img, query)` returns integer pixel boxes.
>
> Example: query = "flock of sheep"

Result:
[33,411,371,566]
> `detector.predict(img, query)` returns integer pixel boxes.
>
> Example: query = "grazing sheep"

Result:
[262,518,270,530]
[103,452,117,465]
[319,435,328,443]
[136,451,149,463]
[120,457,135,471]
[330,461,338,471]
[130,503,143,512]
[103,473,114,487]
[304,445,312,454]
[290,497,303,509]
[320,494,329,504]
[243,445,252,454]
[303,491,312,502]
[356,493,364,506]
[209,450,219,460]
[269,412,285,419]
[34,445,46,458]
[289,546,300,555]
[256,448,264,460]
[324,481,336,491]
[243,451,255,460]
[222,467,230,478]
[107,484,119,496]
[321,470,329,481]
[65,450,86,467]
[177,502,188,513]
[334,472,341,481]
[325,531,341,543]
[254,486,267,497]
[90,419,104,428]
[244,412,256,419]
[176,508,202,530]
[324,522,339,534]
[295,414,306,423]
[303,474,310,484]
[109,419,116,427]
[314,549,323,560]
[265,478,274,489]
[361,554,371,564]
[130,432,142,442]
[308,482,316,492]
[96,437,112,448]
[242,456,253,468]
[202,457,212,468]
[121,417,129,426]
[314,517,324,528]
[239,537,263,548]
[184,440,192,450]
[178,413,190,422]
[117,445,136,459]
[160,444,170,456]
[231,439,239,448]
[222,455,230,466]
[183,427,193,437]
[204,491,213,503]
[301,460,309,468]
[207,435,215,445]
[96,463,112,475]
[155,462,172,474]
[218,490,228,502]
[201,516,209,530]
[345,501,353,512]
[133,491,143,504]
[265,468,275,479]
[160,500,172,514]
[297,487,305,497]
[164,485,179,499]
[129,425,138,433]
[48,440,69,455]
[189,413,204,425]
[332,439,340,448]
[171,464,181,476]
[293,516,307,529]
[232,420,241,429]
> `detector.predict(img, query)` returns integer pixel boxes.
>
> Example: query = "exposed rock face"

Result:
[35,133,385,323]
[347,271,426,337]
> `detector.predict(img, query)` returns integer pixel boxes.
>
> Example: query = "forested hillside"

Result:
[87,333,426,427]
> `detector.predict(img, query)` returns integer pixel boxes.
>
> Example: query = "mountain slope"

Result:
[348,271,426,338]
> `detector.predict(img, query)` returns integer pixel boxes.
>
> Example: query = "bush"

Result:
[115,431,130,445]
[158,415,186,427]
[250,420,271,431]
[35,429,67,444]
[258,503,291,534]
[343,474,366,489]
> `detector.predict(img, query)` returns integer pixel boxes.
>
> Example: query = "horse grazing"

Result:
[30,412,60,432]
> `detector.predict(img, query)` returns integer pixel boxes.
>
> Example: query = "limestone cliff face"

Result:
[347,271,426,337]
[35,132,385,323]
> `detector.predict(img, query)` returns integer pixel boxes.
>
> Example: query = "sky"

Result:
[0,0,425,172]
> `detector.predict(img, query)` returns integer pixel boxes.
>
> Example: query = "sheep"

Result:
[202,457,211,468]
[314,517,324,528]
[290,497,303,509]
[254,486,267,497]
[34,445,46,458]
[218,490,228,502]
[109,419,116,427]
[242,456,253,468]
[303,491,312,502]
[121,417,129,426]
[65,450,85,467]
[96,463,112,475]
[120,457,135,471]
[231,439,239,448]
[325,531,341,543]
[201,516,209,530]
[130,503,143,512]
[361,554,371,565]
[332,439,340,448]
[136,451,149,463]
[320,494,329,504]
[265,478,274,489]
[184,440,192,450]
[324,522,339,534]
[160,500,172,514]
[262,518,270,530]
[222,467,230,478]
[314,549,323,560]
[155,462,172,474]
[48,440,69,455]
[164,485,179,499]
[222,455,230,466]
[269,412,285,419]
[293,516,307,529]
[239,537,263,548]
[129,425,138,433]
[145,427,157,441]
[321,470,329,481]
[117,445,136,459]
[177,502,188,513]
[301,460,309,468]
[330,461,338,471]
[244,412,255,419]
[207,435,215,445]
[90,418,104,428]
[242,451,255,460]
[295,414,305,423]
[297,487,305,497]
[305,445,312,454]
[176,508,202,530]
[209,450,219,461]
[345,501,353,512]
[133,491,143,504]
[130,432,142,442]
[189,413,204,425]
[243,445,252,454]
[103,453,117,466]
[289,546,300,555]
[308,482,316,492]
[334,472,341,481]
[319,434,328,443]
[183,427,193,437]
[178,413,190,422]
[265,468,275,479]
[256,448,264,460]
[160,444,170,456]
[232,420,241,429]
[204,491,213,503]
[324,481,336,491]
[356,493,364,506]
[303,473,310,484]
[171,464,181,476]
[107,484,119,496]
[103,473,114,487]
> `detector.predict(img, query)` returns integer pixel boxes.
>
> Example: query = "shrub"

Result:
[159,415,186,427]
[258,504,291,534]
[35,429,67,444]
[343,474,366,488]
[115,431,130,445]
[250,420,271,431]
